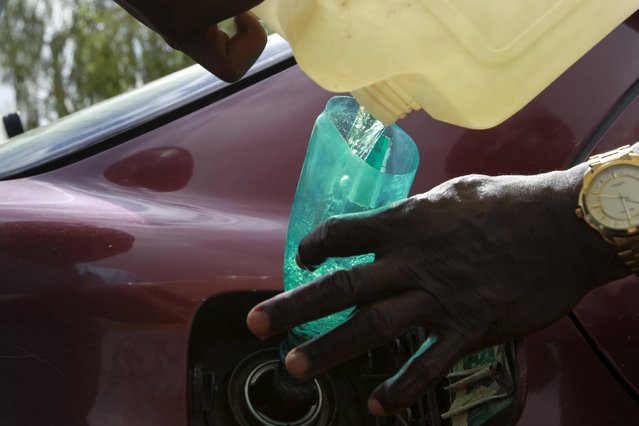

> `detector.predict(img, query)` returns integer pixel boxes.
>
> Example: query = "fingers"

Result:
[226,12,268,80]
[297,213,388,270]
[369,332,467,416]
[180,12,266,82]
[247,260,408,339]
[284,291,433,380]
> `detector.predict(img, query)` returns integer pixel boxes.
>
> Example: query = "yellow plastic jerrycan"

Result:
[254,0,638,128]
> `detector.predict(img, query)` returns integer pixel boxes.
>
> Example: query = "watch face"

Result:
[584,163,639,230]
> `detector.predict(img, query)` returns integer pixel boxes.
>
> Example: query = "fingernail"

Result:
[285,348,308,377]
[295,252,317,272]
[368,398,386,416]
[246,308,270,339]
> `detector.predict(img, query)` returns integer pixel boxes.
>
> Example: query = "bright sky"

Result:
[0,84,16,116]
[0,0,72,127]
[0,0,9,121]
[0,83,14,141]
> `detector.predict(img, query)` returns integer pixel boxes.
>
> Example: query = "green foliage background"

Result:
[0,0,236,128]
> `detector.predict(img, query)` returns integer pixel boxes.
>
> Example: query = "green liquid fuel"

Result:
[284,97,419,343]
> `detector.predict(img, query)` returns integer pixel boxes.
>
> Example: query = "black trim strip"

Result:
[569,312,639,404]
[569,76,639,167]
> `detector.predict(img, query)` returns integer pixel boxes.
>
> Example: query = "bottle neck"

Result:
[351,79,420,125]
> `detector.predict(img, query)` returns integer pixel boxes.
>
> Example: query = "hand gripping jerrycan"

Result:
[254,0,638,128]
[283,96,419,344]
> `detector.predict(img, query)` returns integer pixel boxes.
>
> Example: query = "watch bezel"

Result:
[578,158,639,238]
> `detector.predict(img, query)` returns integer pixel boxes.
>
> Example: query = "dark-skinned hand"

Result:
[113,0,266,82]
[247,164,629,416]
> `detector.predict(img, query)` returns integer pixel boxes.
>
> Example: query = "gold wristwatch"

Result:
[576,144,639,275]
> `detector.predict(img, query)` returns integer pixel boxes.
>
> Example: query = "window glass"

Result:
[0,1,240,131]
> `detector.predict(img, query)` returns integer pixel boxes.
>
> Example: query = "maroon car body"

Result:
[0,12,638,426]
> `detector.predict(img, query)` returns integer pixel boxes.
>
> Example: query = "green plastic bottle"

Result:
[284,96,419,344]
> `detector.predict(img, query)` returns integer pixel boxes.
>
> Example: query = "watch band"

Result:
[617,245,639,275]
[585,144,634,167]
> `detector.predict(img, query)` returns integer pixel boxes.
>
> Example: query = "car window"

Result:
[0,0,236,137]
